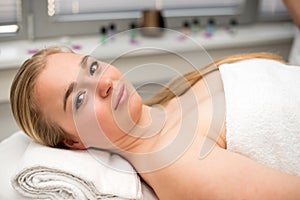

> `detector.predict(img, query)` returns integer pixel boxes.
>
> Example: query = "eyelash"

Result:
[75,91,86,110]
[74,61,98,110]
[90,61,99,76]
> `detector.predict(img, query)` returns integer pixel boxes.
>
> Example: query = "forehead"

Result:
[34,52,84,117]
[42,52,85,81]
[46,52,84,68]
[39,52,84,87]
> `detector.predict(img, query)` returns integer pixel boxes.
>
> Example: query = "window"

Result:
[48,0,245,21]
[32,0,253,39]
[48,0,246,21]
[0,0,30,41]
[258,0,290,21]
[0,0,22,35]
[0,0,292,41]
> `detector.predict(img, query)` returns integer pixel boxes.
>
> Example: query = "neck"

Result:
[117,104,166,152]
[111,103,177,171]
[114,98,188,175]
[132,105,166,137]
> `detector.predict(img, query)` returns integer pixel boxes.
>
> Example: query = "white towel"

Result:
[12,140,143,200]
[219,58,300,176]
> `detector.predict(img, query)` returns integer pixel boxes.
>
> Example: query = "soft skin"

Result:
[34,52,300,200]
[35,52,144,149]
[283,0,300,28]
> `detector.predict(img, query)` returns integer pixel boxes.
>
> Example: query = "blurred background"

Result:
[0,0,297,139]
[0,0,292,40]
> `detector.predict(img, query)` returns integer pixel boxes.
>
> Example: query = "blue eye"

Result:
[75,92,85,110]
[90,61,98,76]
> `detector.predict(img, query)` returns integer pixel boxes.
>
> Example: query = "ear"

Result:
[63,138,86,150]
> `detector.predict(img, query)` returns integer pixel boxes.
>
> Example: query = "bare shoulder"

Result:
[191,69,224,99]
[150,138,300,200]
[191,69,227,149]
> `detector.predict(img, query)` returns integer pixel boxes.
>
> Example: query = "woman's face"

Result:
[34,52,143,149]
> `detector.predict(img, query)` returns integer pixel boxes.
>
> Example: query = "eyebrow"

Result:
[63,82,76,112]
[80,55,89,69]
[63,55,89,112]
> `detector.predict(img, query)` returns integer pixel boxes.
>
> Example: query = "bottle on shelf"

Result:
[205,18,215,38]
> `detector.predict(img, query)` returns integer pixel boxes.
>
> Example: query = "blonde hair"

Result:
[10,47,284,148]
[10,46,75,148]
[146,52,285,106]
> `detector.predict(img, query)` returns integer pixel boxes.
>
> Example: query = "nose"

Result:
[97,77,112,98]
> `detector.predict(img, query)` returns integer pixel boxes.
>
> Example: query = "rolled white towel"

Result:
[12,140,143,200]
[220,58,300,176]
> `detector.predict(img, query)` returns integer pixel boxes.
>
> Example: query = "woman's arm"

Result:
[283,0,300,28]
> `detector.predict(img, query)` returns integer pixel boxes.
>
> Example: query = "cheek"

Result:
[74,101,113,148]
[94,91,143,139]
[95,106,114,133]
[94,101,123,142]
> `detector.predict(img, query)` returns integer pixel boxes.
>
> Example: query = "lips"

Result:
[114,84,126,110]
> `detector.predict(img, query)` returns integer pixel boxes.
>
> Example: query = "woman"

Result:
[10,46,300,199]
[284,0,300,65]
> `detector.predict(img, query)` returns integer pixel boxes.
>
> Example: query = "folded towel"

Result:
[219,58,300,176]
[12,140,143,200]
[0,131,32,200]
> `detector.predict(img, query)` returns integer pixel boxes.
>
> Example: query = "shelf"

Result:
[0,22,296,104]
[0,22,295,70]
